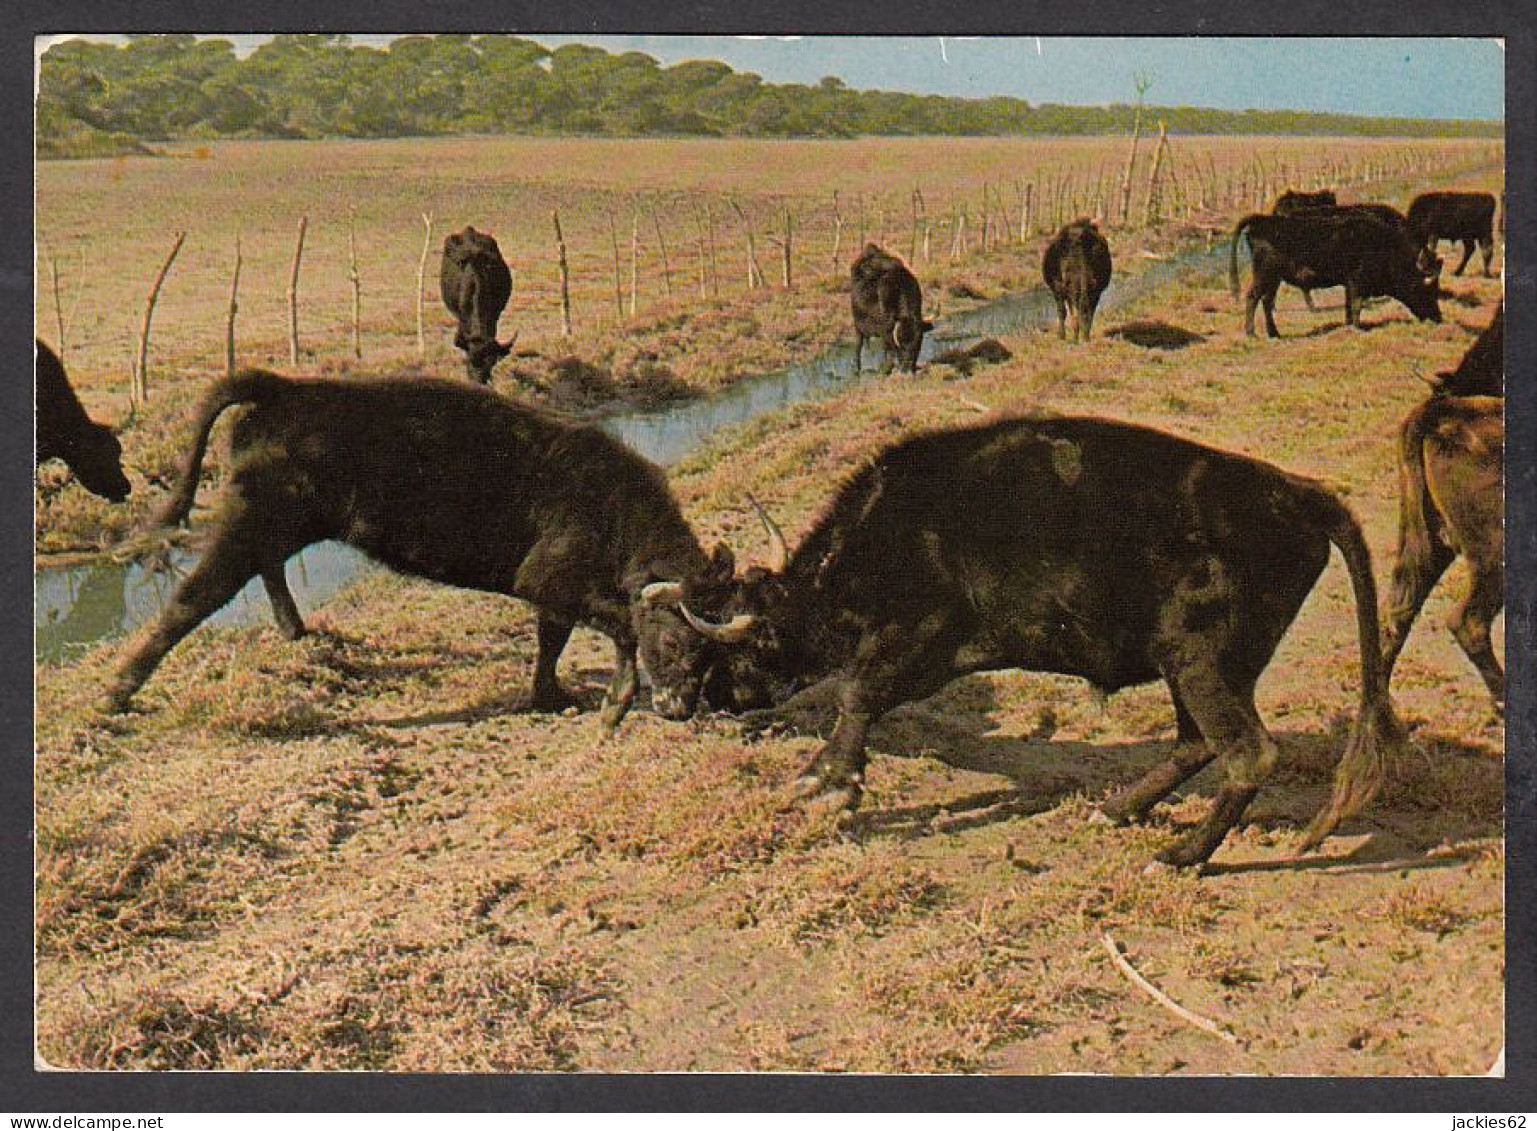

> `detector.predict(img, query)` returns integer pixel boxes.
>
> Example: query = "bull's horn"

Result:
[745,492,789,573]
[640,580,686,607]
[497,329,519,356]
[893,320,912,348]
[679,604,758,643]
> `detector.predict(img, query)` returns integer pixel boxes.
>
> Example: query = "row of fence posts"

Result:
[36,141,1496,409]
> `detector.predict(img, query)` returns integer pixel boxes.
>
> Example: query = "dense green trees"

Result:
[36,33,1501,155]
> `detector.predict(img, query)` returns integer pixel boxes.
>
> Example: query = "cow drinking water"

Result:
[106,370,734,729]
[850,244,932,374]
[440,226,516,384]
[673,414,1404,869]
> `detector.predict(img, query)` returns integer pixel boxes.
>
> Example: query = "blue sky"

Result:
[41,35,1505,121]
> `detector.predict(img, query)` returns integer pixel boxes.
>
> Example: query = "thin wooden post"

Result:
[728,197,765,290]
[286,216,307,366]
[831,190,844,269]
[608,210,624,318]
[347,207,361,360]
[692,203,709,300]
[780,205,793,288]
[1119,75,1152,226]
[40,243,66,361]
[552,210,573,337]
[705,200,720,296]
[651,206,674,298]
[225,231,242,378]
[416,213,433,361]
[1143,121,1170,227]
[629,209,640,318]
[132,230,186,407]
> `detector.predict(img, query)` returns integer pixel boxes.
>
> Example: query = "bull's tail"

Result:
[1296,481,1409,851]
[1378,400,1443,682]
[1229,214,1260,298]
[151,368,290,528]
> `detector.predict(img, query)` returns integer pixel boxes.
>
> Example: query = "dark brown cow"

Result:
[1381,395,1504,711]
[676,414,1403,868]
[440,226,515,383]
[1230,211,1441,337]
[1405,191,1498,277]
[106,370,733,728]
[1042,218,1113,341]
[850,244,932,373]
[35,340,130,502]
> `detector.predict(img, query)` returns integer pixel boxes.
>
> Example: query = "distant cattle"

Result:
[106,370,731,729]
[1434,303,1503,399]
[1042,219,1113,341]
[1405,191,1497,277]
[35,340,130,502]
[673,414,1403,868]
[850,244,932,373]
[1381,395,1503,711]
[1229,210,1441,337]
[440,226,515,383]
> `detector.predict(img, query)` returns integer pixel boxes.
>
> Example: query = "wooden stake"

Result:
[416,213,433,361]
[347,207,361,360]
[831,190,844,270]
[629,209,640,318]
[552,210,573,337]
[728,197,764,290]
[286,216,307,366]
[226,231,242,378]
[608,210,623,318]
[651,205,673,298]
[1143,121,1170,227]
[40,243,66,361]
[132,230,186,407]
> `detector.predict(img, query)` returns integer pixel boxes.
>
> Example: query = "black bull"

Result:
[441,226,515,383]
[1230,211,1441,337]
[1042,219,1113,342]
[1405,191,1498,277]
[676,415,1404,869]
[36,339,131,502]
[850,244,932,373]
[106,371,735,728]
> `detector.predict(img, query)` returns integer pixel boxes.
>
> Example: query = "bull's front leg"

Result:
[793,612,962,813]
[599,637,639,734]
[852,334,865,373]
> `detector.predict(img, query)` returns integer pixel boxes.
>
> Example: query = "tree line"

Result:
[37,33,1502,157]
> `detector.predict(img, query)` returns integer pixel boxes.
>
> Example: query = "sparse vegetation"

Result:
[34,138,1504,1074]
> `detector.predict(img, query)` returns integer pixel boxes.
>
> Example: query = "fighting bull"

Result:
[440,226,516,383]
[1229,210,1441,337]
[106,370,734,729]
[35,340,131,502]
[674,414,1404,869]
[1042,219,1113,341]
[850,244,932,373]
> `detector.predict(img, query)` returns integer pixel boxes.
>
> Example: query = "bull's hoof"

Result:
[597,702,631,736]
[738,708,792,741]
[793,769,864,812]
[527,686,580,714]
[1152,840,1211,871]
[1142,858,1177,878]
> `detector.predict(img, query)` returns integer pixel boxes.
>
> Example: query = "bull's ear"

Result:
[709,542,736,579]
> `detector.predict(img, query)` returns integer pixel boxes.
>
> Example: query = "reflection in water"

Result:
[34,245,1223,662]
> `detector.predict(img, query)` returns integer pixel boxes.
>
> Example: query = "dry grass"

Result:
[33,142,1505,1074]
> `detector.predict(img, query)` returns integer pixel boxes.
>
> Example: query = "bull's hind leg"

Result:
[262,564,307,641]
[1153,663,1278,869]
[1099,682,1215,825]
[105,513,292,711]
[1381,530,1455,685]
[529,612,578,712]
[1054,293,1069,340]
[852,334,865,373]
[1479,237,1496,277]
[1451,562,1505,711]
[1453,239,1475,276]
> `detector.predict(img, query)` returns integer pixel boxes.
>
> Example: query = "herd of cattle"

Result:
[36,185,1503,870]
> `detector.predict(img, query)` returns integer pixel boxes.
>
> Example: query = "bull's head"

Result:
[628,542,745,720]
[60,422,132,503]
[892,315,936,373]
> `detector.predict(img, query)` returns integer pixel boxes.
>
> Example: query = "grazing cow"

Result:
[675,414,1403,868]
[1272,188,1338,215]
[440,226,515,383]
[106,370,734,729]
[35,340,130,502]
[1381,395,1503,710]
[1042,219,1113,341]
[1405,191,1497,277]
[850,244,933,373]
[1434,303,1503,398]
[1269,194,1414,310]
[1229,210,1441,337]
